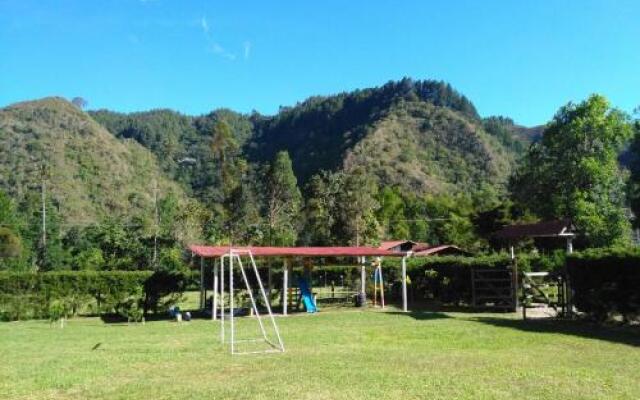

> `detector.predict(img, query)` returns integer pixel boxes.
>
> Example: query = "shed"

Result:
[495,219,576,254]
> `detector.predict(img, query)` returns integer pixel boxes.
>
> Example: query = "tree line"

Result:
[1,92,639,271]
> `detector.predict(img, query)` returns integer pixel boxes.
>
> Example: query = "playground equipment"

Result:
[190,244,408,355]
[372,258,385,308]
[216,249,285,355]
[298,277,317,313]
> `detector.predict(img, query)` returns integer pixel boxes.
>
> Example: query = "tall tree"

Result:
[0,190,23,265]
[302,171,342,245]
[226,167,263,245]
[334,169,380,246]
[265,151,302,246]
[210,119,239,199]
[512,94,632,246]
[627,113,640,227]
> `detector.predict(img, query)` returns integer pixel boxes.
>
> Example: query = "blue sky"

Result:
[0,1,638,126]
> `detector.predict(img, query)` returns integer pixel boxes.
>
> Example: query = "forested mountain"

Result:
[0,98,211,270]
[0,98,188,223]
[92,79,521,198]
[482,116,544,155]
[81,79,536,251]
[343,101,513,194]
[0,79,550,271]
[246,79,486,185]
[90,108,253,204]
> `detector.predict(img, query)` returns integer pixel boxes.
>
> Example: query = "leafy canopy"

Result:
[512,94,632,246]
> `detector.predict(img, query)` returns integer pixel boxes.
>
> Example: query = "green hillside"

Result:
[1,81,631,267]
[0,97,188,225]
[90,108,253,204]
[91,79,522,198]
[344,101,514,194]
[246,79,486,185]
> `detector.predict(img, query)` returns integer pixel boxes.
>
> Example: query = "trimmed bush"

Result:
[382,253,562,305]
[381,254,513,304]
[567,247,640,322]
[0,270,189,321]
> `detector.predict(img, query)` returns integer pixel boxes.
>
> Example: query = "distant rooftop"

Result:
[379,240,468,256]
[495,219,576,239]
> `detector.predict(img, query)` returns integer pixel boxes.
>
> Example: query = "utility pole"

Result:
[39,163,47,270]
[153,179,159,269]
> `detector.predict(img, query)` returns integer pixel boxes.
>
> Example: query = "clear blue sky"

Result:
[1,0,638,126]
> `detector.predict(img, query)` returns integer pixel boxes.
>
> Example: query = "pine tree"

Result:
[265,151,302,246]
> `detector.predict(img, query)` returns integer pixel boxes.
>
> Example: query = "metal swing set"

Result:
[192,244,407,355]
[215,249,285,355]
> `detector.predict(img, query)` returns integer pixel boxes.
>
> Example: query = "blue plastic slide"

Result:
[298,277,317,313]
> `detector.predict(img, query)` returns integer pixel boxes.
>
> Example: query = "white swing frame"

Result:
[216,249,285,355]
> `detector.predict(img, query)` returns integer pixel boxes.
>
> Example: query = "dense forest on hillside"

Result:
[246,79,480,183]
[0,98,207,270]
[1,79,638,271]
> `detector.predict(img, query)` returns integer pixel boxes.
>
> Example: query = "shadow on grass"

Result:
[469,317,640,347]
[389,301,507,314]
[99,310,210,324]
[386,310,452,321]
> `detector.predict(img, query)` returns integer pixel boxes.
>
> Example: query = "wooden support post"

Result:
[220,256,225,343]
[229,253,234,354]
[512,256,519,312]
[282,258,289,316]
[200,256,205,310]
[379,262,385,309]
[361,263,366,297]
[373,266,377,307]
[401,256,408,312]
[267,264,273,309]
[213,259,219,320]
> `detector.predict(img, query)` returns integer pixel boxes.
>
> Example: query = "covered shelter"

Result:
[494,219,576,317]
[188,245,410,316]
[379,240,468,256]
[412,244,469,257]
[379,240,424,252]
[495,219,576,256]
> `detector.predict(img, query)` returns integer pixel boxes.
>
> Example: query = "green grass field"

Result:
[1,308,639,399]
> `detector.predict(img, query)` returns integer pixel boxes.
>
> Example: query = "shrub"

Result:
[115,286,144,323]
[567,247,640,322]
[383,254,513,304]
[0,270,187,321]
[48,298,72,326]
[143,270,191,314]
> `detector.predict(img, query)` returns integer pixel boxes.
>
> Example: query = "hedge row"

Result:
[198,254,558,305]
[567,247,640,322]
[0,270,191,321]
[383,253,563,304]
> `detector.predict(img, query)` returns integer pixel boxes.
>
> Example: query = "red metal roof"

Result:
[189,245,404,258]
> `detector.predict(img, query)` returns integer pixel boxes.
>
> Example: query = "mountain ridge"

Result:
[0,97,189,226]
[1,80,536,227]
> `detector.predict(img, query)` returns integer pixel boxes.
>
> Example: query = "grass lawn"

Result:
[1,308,639,399]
